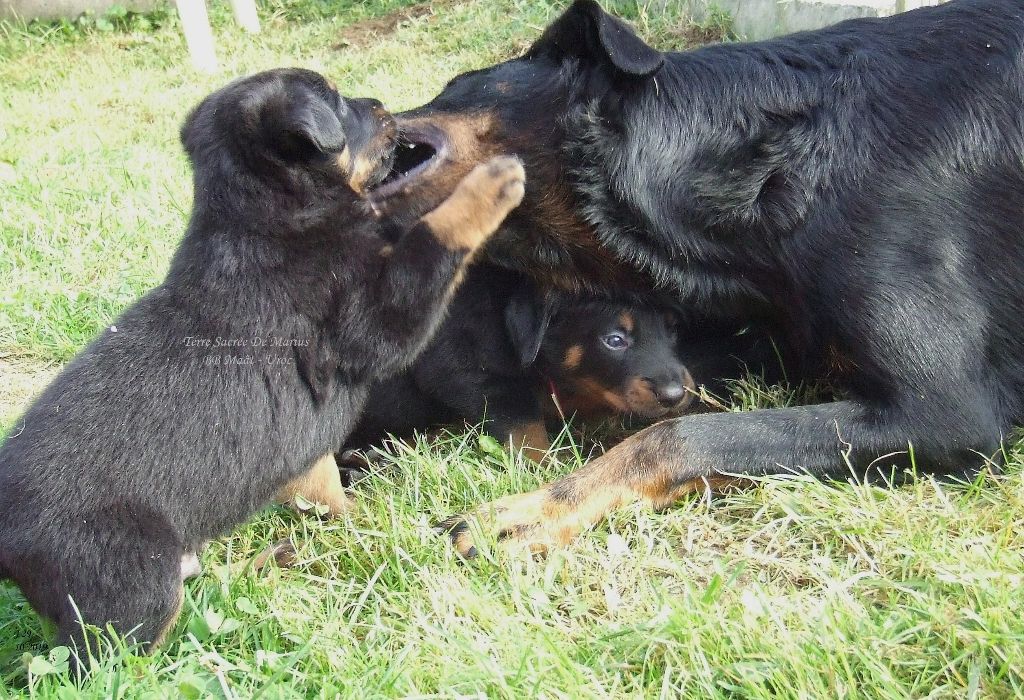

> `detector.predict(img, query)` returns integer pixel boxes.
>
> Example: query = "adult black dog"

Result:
[0,68,525,659]
[367,0,1024,555]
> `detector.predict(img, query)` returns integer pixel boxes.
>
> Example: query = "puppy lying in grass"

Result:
[342,263,694,465]
[0,68,525,667]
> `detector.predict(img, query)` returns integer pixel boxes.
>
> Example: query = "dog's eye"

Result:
[601,334,631,351]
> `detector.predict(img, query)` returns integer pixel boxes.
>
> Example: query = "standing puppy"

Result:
[0,68,524,661]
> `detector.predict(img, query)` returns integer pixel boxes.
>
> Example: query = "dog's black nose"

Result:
[655,381,686,407]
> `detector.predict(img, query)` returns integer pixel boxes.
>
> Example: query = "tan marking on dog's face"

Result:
[348,153,380,193]
[338,114,398,193]
[618,312,634,333]
[337,145,351,169]
[379,112,501,217]
[379,245,394,257]
[384,111,641,293]
[429,112,497,160]
[560,377,629,417]
[563,344,583,370]
[623,376,666,418]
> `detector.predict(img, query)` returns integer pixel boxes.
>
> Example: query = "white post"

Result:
[229,0,261,34]
[175,0,218,73]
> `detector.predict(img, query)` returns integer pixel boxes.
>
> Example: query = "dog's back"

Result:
[563,0,1024,420]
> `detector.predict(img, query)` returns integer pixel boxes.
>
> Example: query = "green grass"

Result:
[1,1,1023,697]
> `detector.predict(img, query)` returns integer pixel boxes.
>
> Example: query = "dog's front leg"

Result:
[276,453,352,517]
[341,157,525,380]
[438,398,1003,557]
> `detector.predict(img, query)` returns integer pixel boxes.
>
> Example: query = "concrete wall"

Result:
[677,0,945,40]
[1,0,157,22]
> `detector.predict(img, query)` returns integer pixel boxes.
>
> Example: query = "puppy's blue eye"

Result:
[601,334,631,351]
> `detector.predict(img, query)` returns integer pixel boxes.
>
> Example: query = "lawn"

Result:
[1,1,1022,697]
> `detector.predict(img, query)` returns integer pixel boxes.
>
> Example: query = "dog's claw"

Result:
[434,516,478,559]
[251,539,298,570]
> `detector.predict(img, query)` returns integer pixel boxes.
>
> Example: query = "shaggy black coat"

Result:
[0,68,524,656]
[382,0,1024,552]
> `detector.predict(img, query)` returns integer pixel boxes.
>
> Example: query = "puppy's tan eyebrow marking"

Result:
[618,312,634,332]
[337,145,352,175]
[563,344,583,370]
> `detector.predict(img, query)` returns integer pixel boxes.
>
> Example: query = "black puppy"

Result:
[344,264,693,461]
[381,0,1024,555]
[0,68,525,659]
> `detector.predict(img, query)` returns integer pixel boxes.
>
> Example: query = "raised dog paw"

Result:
[479,155,527,212]
[423,155,525,251]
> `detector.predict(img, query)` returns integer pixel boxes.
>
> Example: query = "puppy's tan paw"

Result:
[422,155,526,251]
[478,155,527,216]
[276,453,354,518]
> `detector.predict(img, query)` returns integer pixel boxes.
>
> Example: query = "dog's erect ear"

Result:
[505,285,555,368]
[529,0,663,78]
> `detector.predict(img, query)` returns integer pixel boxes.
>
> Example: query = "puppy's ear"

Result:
[284,98,347,156]
[505,286,555,368]
[529,0,663,78]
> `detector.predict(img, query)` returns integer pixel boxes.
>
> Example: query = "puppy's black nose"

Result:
[655,381,686,407]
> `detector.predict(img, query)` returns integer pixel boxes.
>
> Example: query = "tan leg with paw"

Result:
[507,420,552,462]
[276,453,352,516]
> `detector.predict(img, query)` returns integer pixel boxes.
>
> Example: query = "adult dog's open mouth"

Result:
[369,125,447,199]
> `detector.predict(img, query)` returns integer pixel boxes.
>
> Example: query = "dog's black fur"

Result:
[344,264,693,459]
[0,68,525,656]
[381,0,1024,551]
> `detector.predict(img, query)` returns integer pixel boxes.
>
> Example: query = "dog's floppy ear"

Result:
[247,82,348,160]
[505,285,556,368]
[529,0,663,78]
[280,97,348,157]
